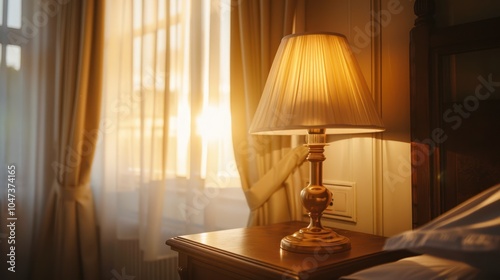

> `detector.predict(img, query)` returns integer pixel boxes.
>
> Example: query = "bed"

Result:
[342,0,500,278]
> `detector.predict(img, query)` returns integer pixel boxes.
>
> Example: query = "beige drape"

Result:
[230,0,308,226]
[33,1,104,279]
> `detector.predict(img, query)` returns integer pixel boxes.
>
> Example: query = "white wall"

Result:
[304,0,415,236]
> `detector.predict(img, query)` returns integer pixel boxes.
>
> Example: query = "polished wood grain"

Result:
[166,221,413,280]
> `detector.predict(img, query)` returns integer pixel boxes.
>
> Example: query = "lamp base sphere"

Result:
[280,227,351,254]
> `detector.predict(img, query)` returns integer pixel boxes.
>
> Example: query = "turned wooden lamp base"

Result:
[281,226,351,254]
[280,129,351,254]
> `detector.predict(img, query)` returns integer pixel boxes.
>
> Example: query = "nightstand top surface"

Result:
[167,221,392,279]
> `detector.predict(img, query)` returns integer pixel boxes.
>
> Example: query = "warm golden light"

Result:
[249,32,384,135]
[196,106,232,140]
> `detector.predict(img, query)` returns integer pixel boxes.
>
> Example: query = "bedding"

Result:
[339,254,496,280]
[341,185,500,279]
[383,184,500,273]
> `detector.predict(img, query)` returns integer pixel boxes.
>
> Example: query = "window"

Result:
[111,0,238,188]
[0,0,22,71]
[95,0,247,262]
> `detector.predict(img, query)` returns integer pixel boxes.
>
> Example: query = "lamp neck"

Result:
[306,129,326,186]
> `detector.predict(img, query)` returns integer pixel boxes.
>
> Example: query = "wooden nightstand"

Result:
[166,221,413,280]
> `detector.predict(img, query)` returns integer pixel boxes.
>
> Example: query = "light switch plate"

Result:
[323,180,357,223]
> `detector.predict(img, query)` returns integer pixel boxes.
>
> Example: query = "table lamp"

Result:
[249,32,385,254]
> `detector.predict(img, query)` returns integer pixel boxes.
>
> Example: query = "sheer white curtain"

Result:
[0,2,58,280]
[92,0,247,274]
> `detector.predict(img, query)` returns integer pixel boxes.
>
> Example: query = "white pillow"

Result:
[340,255,498,280]
[383,184,500,273]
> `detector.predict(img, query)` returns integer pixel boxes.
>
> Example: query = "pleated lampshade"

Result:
[249,32,385,135]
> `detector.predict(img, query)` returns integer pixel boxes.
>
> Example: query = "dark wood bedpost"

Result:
[410,0,436,229]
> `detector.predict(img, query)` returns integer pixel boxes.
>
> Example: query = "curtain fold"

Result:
[33,1,104,279]
[244,145,308,211]
[230,0,308,226]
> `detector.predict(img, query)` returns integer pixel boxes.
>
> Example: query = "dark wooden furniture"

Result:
[410,0,500,228]
[166,221,413,280]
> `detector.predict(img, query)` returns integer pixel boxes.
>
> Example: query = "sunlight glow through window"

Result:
[6,45,21,70]
[196,0,233,180]
[7,0,21,29]
[196,106,232,140]
[0,0,3,26]
[126,0,236,185]
[1,0,23,70]
[176,99,191,178]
